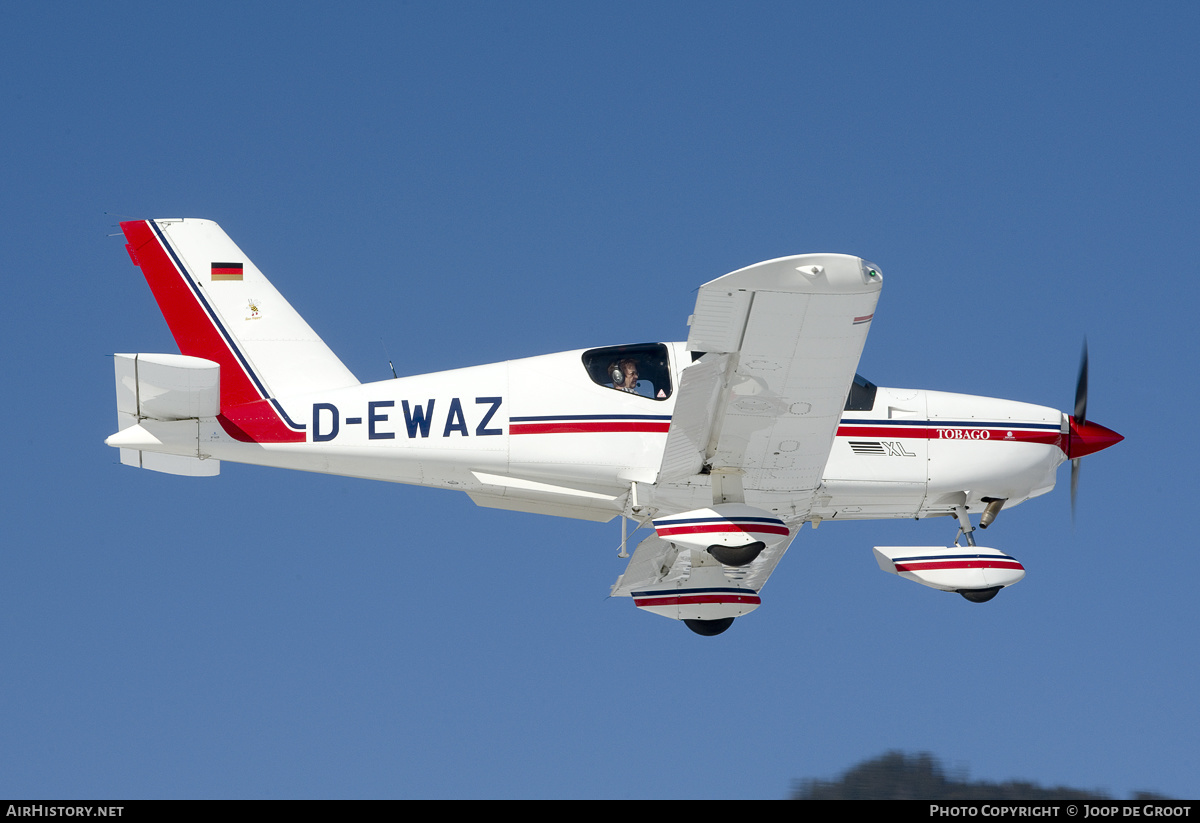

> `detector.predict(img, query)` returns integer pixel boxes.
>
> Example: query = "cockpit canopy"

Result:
[582,343,672,400]
[580,344,870,409]
[844,373,877,411]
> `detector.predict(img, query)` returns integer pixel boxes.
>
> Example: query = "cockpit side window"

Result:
[582,343,672,400]
[844,373,878,411]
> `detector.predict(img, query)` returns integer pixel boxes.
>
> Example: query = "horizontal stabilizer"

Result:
[110,353,221,476]
[115,353,219,421]
[121,450,220,477]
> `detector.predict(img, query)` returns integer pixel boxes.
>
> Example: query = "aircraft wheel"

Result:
[683,617,735,636]
[958,587,1001,603]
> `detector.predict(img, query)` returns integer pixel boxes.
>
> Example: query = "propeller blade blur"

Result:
[1074,340,1088,426]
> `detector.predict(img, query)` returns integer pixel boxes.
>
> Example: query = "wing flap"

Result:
[610,530,798,599]
[657,354,731,483]
[610,533,681,597]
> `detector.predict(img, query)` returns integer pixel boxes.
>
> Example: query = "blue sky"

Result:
[2,2,1197,799]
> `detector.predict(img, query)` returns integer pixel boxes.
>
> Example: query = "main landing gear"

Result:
[872,505,1027,602]
[952,505,1002,603]
[683,617,736,636]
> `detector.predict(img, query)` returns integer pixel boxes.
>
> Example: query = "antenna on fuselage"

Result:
[380,338,398,379]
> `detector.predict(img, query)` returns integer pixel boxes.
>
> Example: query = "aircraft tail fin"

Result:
[120,219,360,442]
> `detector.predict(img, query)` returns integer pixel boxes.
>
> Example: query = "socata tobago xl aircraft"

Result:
[107,219,1122,635]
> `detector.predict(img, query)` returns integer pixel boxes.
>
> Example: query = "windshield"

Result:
[844,373,877,411]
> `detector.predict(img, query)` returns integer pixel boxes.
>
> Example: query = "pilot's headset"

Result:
[611,359,637,389]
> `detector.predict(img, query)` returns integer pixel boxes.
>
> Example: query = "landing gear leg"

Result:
[951,505,1006,603]
[953,505,976,548]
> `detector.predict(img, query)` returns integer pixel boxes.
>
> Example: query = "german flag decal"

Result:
[211,262,243,281]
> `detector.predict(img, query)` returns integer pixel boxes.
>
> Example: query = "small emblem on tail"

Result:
[211,262,243,281]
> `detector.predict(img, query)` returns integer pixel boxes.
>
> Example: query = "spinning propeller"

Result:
[1066,339,1123,521]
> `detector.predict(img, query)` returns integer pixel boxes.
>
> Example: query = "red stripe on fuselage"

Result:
[120,220,304,443]
[838,425,1062,447]
[216,400,304,443]
[510,421,671,434]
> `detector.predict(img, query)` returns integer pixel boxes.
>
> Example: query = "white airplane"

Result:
[107,219,1123,635]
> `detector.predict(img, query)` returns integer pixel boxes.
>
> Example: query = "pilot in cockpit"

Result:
[610,358,640,394]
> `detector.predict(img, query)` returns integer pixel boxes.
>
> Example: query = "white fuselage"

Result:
[184,341,1067,527]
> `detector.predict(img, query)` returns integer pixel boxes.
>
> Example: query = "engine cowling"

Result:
[872,545,1025,600]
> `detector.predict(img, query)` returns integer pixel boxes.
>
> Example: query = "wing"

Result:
[612,255,882,612]
[661,253,882,509]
